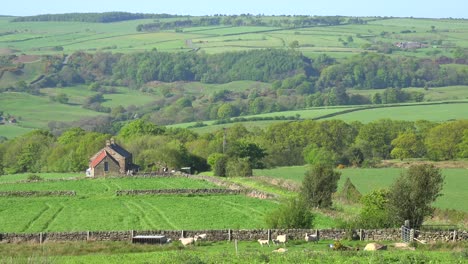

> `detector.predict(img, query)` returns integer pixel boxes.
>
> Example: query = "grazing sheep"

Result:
[305,233,319,243]
[258,239,270,247]
[194,233,207,241]
[272,248,288,253]
[276,234,287,244]
[179,237,194,246]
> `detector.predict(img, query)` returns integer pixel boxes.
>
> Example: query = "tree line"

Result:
[11,12,178,23]
[136,15,350,32]
[28,50,467,92]
[1,119,467,176]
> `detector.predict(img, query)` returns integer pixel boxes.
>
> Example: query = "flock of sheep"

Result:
[178,233,207,246]
[258,233,319,247]
[178,232,320,248]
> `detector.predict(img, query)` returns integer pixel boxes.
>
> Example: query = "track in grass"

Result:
[140,200,179,230]
[21,203,50,232]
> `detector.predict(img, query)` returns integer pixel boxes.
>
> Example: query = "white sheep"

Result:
[305,233,319,243]
[276,234,287,244]
[258,239,270,247]
[194,233,207,241]
[179,237,194,246]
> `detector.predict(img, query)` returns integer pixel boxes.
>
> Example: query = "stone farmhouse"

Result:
[87,138,137,177]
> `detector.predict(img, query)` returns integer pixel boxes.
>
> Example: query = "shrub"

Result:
[27,174,43,182]
[265,197,314,229]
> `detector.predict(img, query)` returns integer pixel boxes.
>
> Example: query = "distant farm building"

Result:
[87,138,137,177]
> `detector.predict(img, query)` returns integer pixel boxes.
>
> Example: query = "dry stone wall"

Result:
[0,191,76,197]
[0,228,465,244]
[116,189,241,196]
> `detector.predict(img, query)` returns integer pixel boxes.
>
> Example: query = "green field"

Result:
[254,166,468,212]
[1,17,467,58]
[0,176,277,233]
[0,92,103,129]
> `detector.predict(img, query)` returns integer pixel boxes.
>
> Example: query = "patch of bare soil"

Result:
[13,55,41,63]
[0,48,19,55]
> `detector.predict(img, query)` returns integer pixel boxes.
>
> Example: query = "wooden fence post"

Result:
[228,229,231,241]
[39,232,43,244]
[267,229,271,241]
[87,231,90,241]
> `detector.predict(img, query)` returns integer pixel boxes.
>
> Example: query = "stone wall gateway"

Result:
[0,228,465,244]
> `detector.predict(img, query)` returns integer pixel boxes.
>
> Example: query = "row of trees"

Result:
[11,12,177,23]
[29,50,467,91]
[1,119,467,176]
[136,15,349,32]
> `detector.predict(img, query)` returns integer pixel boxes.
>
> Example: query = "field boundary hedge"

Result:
[0,228,465,244]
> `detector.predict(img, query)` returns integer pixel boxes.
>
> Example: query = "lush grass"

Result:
[0,125,33,139]
[40,86,159,107]
[0,92,103,129]
[0,172,82,183]
[0,240,465,264]
[348,86,468,102]
[0,176,277,233]
[325,102,468,123]
[254,166,468,212]
[0,177,221,195]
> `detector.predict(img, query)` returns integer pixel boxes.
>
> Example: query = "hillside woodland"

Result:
[1,119,467,175]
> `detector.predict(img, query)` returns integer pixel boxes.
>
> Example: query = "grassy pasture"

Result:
[325,102,468,123]
[0,172,82,183]
[0,92,103,129]
[348,86,468,101]
[0,125,33,139]
[1,17,467,58]
[0,176,277,233]
[254,166,468,212]
[1,240,465,264]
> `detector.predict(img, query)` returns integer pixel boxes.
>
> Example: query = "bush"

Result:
[226,158,252,177]
[27,174,43,182]
[265,197,314,229]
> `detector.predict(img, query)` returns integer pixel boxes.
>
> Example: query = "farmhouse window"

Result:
[104,161,109,172]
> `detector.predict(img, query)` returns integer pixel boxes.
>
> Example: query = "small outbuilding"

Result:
[87,138,137,177]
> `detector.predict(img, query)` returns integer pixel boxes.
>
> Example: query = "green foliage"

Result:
[357,189,394,228]
[388,164,444,228]
[207,153,228,177]
[226,157,252,177]
[26,174,43,182]
[336,177,362,203]
[265,197,314,229]
[391,131,425,160]
[303,145,336,167]
[425,120,468,160]
[118,120,165,140]
[301,164,341,208]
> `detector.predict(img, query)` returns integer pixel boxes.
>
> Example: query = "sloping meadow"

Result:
[0,175,277,233]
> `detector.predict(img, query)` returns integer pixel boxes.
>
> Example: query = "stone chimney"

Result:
[110,138,115,145]
[106,140,110,147]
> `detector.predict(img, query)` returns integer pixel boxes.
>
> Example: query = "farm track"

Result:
[223,200,266,216]
[41,203,64,231]
[197,196,252,220]
[21,203,50,232]
[140,200,178,229]
[125,201,157,229]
